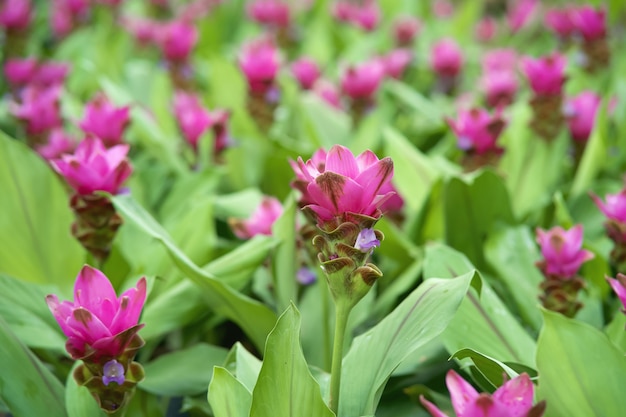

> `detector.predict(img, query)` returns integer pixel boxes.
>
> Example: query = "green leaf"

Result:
[222,342,263,393]
[0,317,67,417]
[298,95,351,149]
[141,343,228,396]
[111,194,277,351]
[66,362,106,417]
[339,271,475,417]
[208,367,252,417]
[0,132,84,290]
[537,309,626,417]
[250,305,334,417]
[271,195,298,312]
[450,348,520,390]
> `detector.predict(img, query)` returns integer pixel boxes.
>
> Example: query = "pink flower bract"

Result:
[536,224,594,279]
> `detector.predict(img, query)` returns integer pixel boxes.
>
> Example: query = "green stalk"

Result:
[329,300,351,414]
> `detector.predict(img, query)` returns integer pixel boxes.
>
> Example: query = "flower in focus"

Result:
[50,136,132,196]
[36,129,76,161]
[291,57,321,90]
[521,53,567,96]
[572,5,606,42]
[247,0,290,28]
[607,274,626,312]
[430,38,463,77]
[535,224,594,279]
[239,38,281,95]
[46,265,147,359]
[158,20,198,62]
[392,15,421,46]
[340,59,385,101]
[448,108,506,155]
[0,0,31,31]
[291,145,394,227]
[420,370,545,417]
[565,90,601,143]
[79,94,131,147]
[229,196,283,239]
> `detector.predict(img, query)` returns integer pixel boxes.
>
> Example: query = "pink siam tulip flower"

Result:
[247,0,290,28]
[507,0,538,33]
[572,6,606,42]
[120,16,161,46]
[448,108,506,155]
[430,38,463,77]
[536,224,594,279]
[158,20,198,62]
[331,0,354,23]
[383,49,412,79]
[208,109,233,156]
[475,17,497,42]
[420,370,545,417]
[432,0,453,18]
[482,49,517,74]
[565,90,601,143]
[0,0,31,31]
[239,38,281,95]
[50,0,90,38]
[36,129,77,161]
[46,265,146,360]
[351,0,380,32]
[79,94,131,147]
[521,53,567,96]
[3,57,37,86]
[592,189,626,224]
[34,60,71,87]
[378,180,404,214]
[607,274,626,312]
[313,79,342,109]
[545,7,575,39]
[340,59,385,101]
[481,70,518,108]
[229,196,283,239]
[392,15,421,46]
[10,86,63,135]
[50,136,133,196]
[291,145,394,225]
[291,57,321,90]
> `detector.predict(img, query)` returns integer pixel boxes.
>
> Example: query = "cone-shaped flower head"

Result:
[247,0,290,28]
[351,0,380,32]
[229,196,283,239]
[448,108,506,155]
[239,38,280,95]
[607,274,626,312]
[292,145,394,227]
[475,17,497,42]
[173,91,212,151]
[46,265,147,359]
[79,94,131,147]
[565,90,601,143]
[421,370,545,417]
[158,19,198,62]
[481,70,518,108]
[50,136,132,196]
[291,57,321,90]
[521,53,567,96]
[592,188,626,224]
[34,60,71,87]
[430,38,463,77]
[36,129,76,161]
[536,224,594,279]
[545,7,575,39]
[572,6,606,41]
[0,0,31,31]
[340,59,385,101]
[393,15,421,46]
[482,49,518,74]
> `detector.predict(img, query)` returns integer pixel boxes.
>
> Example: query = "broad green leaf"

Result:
[605,311,626,354]
[339,272,475,417]
[0,317,67,417]
[66,362,106,417]
[450,348,519,390]
[537,310,626,417]
[141,343,228,396]
[271,195,298,312]
[299,94,351,149]
[250,305,334,417]
[208,367,252,417]
[0,132,84,290]
[0,274,65,350]
[111,194,277,351]
[222,342,263,393]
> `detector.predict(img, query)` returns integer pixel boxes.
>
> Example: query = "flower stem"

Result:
[329,300,351,414]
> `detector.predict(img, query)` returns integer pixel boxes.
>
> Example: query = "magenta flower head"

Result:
[607,274,626,313]
[45,265,147,360]
[430,38,464,77]
[79,94,131,147]
[229,196,283,239]
[507,0,538,33]
[481,70,518,108]
[313,79,343,109]
[392,15,421,46]
[4,57,37,86]
[291,145,394,228]
[592,188,626,224]
[351,0,380,32]
[536,224,594,279]
[0,0,31,31]
[33,60,71,87]
[239,38,281,95]
[482,48,517,74]
[572,6,606,42]
[545,7,575,39]
[10,85,62,135]
[521,53,567,96]
[172,91,211,151]
[448,108,506,155]
[383,49,413,79]
[565,90,601,143]
[340,59,385,101]
[51,136,132,196]
[36,129,76,161]
[291,57,321,90]
[420,370,545,417]
[475,17,497,42]
[247,0,290,28]
[158,20,198,62]
[331,0,354,23]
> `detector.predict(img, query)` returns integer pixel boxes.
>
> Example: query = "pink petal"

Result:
[74,265,119,312]
[45,295,75,338]
[492,374,534,417]
[101,159,132,194]
[420,395,450,417]
[355,157,393,210]
[325,145,359,179]
[67,307,112,344]
[446,370,479,416]
[109,277,147,335]
[104,144,130,168]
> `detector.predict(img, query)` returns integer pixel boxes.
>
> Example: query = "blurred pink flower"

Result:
[0,0,31,31]
[10,86,63,135]
[239,38,281,94]
[592,189,626,224]
[50,0,90,38]
[432,0,453,18]
[475,17,497,42]
[383,49,412,79]
[36,129,76,161]
[521,53,567,96]
[120,16,161,46]
[481,70,517,108]
[536,224,594,279]
[420,370,545,417]
[448,108,506,155]
[393,15,421,46]
[230,196,283,239]
[430,38,463,77]
[34,61,71,86]
[351,0,380,32]
[545,7,575,39]
[572,5,606,41]
[173,91,210,150]
[507,0,538,33]
[565,90,601,143]
[607,274,626,312]
[291,57,321,90]
[340,59,385,101]
[46,265,146,360]
[3,57,37,86]
[292,145,394,225]
[247,0,290,28]
[50,136,132,195]
[313,79,343,109]
[482,49,517,74]
[79,94,131,147]
[331,0,354,23]
[158,20,198,62]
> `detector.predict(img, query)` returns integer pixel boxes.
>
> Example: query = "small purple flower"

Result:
[102,359,125,386]
[355,228,380,252]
